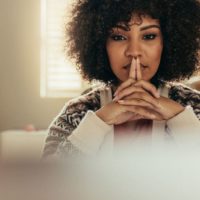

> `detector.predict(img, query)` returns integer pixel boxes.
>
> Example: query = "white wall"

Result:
[0,0,68,131]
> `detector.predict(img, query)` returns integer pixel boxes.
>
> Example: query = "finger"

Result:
[118,98,156,110]
[114,78,135,97]
[127,114,144,121]
[136,57,142,81]
[114,85,145,101]
[119,98,164,120]
[118,92,160,109]
[124,105,156,120]
[125,105,163,120]
[129,58,136,80]
[134,80,160,98]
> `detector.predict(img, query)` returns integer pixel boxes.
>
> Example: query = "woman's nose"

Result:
[124,40,142,58]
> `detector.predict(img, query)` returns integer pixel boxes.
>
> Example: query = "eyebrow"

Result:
[140,25,160,31]
[114,24,160,31]
[114,24,130,31]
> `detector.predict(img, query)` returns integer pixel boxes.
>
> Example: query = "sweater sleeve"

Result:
[42,87,111,159]
[42,102,83,160]
[168,83,200,120]
[42,111,112,159]
[166,106,200,146]
[60,111,113,156]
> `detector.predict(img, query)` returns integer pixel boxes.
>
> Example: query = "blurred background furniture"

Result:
[0,129,47,162]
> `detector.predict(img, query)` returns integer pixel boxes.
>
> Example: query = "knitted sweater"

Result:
[42,83,200,159]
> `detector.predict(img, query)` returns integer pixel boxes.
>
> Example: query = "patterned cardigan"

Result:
[42,83,200,159]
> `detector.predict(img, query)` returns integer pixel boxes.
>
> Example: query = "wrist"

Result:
[95,109,112,125]
[167,104,185,120]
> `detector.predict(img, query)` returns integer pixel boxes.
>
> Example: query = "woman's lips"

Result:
[123,63,148,69]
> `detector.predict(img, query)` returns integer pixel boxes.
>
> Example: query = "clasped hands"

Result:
[96,58,184,125]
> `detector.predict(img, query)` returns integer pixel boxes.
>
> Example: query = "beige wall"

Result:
[0,0,68,131]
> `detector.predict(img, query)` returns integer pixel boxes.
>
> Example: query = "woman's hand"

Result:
[152,96,185,120]
[96,57,184,124]
[114,57,184,121]
[95,100,158,125]
[114,58,160,99]
[95,58,161,125]
[117,81,185,121]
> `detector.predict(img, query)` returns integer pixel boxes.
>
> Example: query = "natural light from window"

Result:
[40,0,83,98]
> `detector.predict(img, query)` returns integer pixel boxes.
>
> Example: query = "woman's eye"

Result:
[143,34,157,40]
[110,34,126,41]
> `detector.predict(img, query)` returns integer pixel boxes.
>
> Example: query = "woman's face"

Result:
[106,14,163,83]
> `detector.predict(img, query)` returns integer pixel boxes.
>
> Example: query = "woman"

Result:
[42,0,200,158]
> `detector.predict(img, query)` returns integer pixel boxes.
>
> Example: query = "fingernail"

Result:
[151,114,156,119]
[134,82,139,86]
[156,102,162,108]
[156,91,160,98]
[113,96,118,101]
[156,89,161,98]
[118,100,124,104]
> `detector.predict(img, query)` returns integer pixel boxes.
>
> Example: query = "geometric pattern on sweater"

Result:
[42,83,200,159]
[42,86,101,158]
[168,83,200,120]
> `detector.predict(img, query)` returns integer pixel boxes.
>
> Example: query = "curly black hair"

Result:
[65,0,200,87]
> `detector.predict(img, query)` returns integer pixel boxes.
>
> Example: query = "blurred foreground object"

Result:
[1,152,200,200]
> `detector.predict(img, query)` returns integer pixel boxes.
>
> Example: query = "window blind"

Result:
[40,0,84,98]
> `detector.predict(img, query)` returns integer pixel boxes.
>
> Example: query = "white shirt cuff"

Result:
[166,106,200,146]
[68,110,113,155]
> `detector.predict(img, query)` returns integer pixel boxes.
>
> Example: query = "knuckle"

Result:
[129,77,136,82]
[138,88,145,93]
[136,99,142,104]
[137,92,144,99]
[147,111,152,115]
[133,106,140,112]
